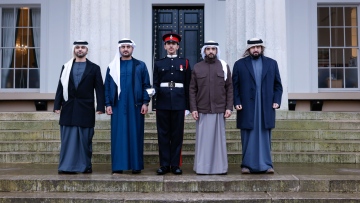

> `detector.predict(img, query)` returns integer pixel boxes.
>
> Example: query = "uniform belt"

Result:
[160,82,184,88]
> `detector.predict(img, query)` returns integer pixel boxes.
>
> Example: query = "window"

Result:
[0,7,40,89]
[317,6,358,89]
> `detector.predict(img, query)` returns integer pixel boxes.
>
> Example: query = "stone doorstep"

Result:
[0,163,360,194]
[0,192,359,202]
[0,174,360,193]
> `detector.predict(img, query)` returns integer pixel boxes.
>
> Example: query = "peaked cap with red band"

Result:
[162,33,181,44]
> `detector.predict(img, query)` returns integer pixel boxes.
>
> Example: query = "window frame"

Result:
[0,4,43,93]
[317,4,360,91]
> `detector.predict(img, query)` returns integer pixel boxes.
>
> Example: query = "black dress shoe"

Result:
[156,166,170,175]
[83,168,92,174]
[132,170,141,174]
[171,166,182,175]
[58,171,77,174]
[112,170,123,174]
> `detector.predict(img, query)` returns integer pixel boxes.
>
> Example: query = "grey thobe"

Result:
[193,113,228,174]
[240,56,273,173]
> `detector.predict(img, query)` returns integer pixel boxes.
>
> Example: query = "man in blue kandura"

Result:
[232,38,283,174]
[54,40,105,174]
[104,38,151,174]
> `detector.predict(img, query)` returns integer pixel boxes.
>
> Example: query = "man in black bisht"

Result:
[54,40,105,174]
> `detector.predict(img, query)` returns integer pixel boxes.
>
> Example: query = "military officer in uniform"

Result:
[153,33,191,175]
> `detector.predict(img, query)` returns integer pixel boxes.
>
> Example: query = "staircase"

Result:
[0,111,359,202]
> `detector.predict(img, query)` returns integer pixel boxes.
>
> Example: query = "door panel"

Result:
[152,6,204,110]
[153,6,204,68]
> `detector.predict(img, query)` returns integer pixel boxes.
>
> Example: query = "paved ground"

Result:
[1,163,360,176]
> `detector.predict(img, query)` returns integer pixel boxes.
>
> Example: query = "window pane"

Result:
[2,28,16,47]
[330,68,344,88]
[2,8,15,27]
[29,69,39,88]
[1,48,14,68]
[331,28,344,46]
[17,8,29,27]
[15,69,27,88]
[318,28,330,46]
[318,49,330,67]
[345,69,358,88]
[330,48,343,67]
[331,7,344,26]
[318,69,330,88]
[30,8,41,28]
[318,7,329,26]
[345,7,357,26]
[15,28,29,49]
[345,48,358,67]
[1,69,14,88]
[14,47,28,68]
[345,28,358,47]
[28,48,38,68]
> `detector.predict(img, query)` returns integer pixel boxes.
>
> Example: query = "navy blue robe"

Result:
[240,57,272,172]
[111,60,144,171]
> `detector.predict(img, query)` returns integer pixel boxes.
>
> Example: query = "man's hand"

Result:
[191,111,199,120]
[141,104,148,115]
[235,105,242,110]
[224,109,232,118]
[54,110,61,114]
[273,103,279,109]
[96,111,104,114]
[106,106,113,115]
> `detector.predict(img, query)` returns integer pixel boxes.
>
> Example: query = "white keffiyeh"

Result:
[108,38,136,98]
[60,58,74,101]
[60,40,88,101]
[201,41,227,81]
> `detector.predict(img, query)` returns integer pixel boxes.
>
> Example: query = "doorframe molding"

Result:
[130,0,226,81]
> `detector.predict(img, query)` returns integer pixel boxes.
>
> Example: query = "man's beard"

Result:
[121,51,132,57]
[250,52,262,60]
[204,54,217,64]
[75,52,87,58]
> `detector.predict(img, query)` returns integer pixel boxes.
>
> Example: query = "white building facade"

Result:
[0,0,358,111]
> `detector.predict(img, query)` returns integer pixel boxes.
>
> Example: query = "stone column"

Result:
[225,0,288,109]
[70,0,130,76]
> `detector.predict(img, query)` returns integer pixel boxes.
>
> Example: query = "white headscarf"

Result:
[60,40,88,101]
[201,40,227,81]
[243,38,265,57]
[108,38,136,98]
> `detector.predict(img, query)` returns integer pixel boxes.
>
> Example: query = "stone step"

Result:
[1,129,360,141]
[0,173,359,193]
[0,163,359,202]
[1,139,360,153]
[0,191,359,202]
[1,111,360,121]
[1,119,360,131]
[0,151,359,163]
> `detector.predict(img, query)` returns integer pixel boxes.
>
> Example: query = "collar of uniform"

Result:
[167,55,178,58]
